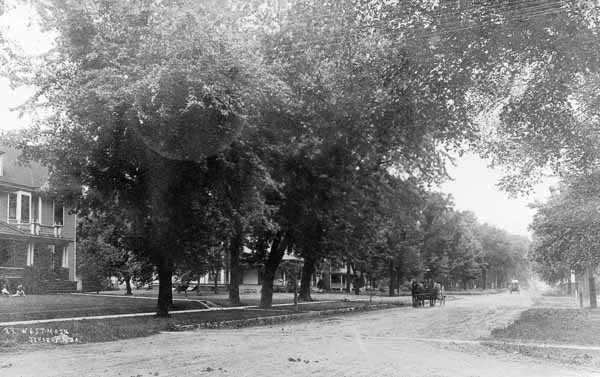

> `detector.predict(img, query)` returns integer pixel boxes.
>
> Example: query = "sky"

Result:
[0,77,34,129]
[0,4,51,129]
[439,154,553,238]
[0,5,553,239]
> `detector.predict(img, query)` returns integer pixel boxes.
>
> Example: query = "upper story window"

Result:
[54,201,64,226]
[21,195,30,223]
[7,191,31,223]
[32,196,40,223]
[8,193,17,221]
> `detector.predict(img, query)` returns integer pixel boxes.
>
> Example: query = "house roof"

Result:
[0,146,48,189]
[282,253,303,262]
[0,221,27,237]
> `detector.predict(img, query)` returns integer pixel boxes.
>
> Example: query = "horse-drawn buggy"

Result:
[411,280,445,307]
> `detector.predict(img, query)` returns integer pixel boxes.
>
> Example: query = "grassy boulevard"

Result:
[486,293,600,368]
[0,292,409,351]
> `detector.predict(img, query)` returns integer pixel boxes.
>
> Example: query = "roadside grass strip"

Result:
[0,309,291,347]
[0,301,405,348]
[397,337,600,352]
[0,299,383,327]
[169,302,405,330]
[481,306,600,366]
[491,308,600,346]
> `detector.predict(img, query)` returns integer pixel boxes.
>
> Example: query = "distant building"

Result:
[194,250,352,294]
[0,146,77,294]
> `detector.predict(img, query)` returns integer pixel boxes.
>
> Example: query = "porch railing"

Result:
[7,220,63,238]
[32,223,63,238]
[0,266,25,279]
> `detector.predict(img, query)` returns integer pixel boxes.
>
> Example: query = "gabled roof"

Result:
[0,146,48,189]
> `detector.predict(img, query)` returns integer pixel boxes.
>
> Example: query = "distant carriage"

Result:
[509,279,520,294]
[411,281,445,307]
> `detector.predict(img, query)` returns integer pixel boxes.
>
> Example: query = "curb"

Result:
[169,302,405,331]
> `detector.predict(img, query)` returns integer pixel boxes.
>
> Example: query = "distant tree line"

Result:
[75,189,531,299]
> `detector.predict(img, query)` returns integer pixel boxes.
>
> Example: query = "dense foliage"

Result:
[530,175,600,306]
[8,0,587,314]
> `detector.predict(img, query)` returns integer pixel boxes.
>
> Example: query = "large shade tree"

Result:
[253,0,509,304]
[530,175,600,307]
[3,0,280,316]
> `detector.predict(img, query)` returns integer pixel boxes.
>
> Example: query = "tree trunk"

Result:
[345,262,351,293]
[350,263,360,295]
[323,263,331,292]
[213,269,218,294]
[293,276,299,311]
[194,271,201,296]
[481,268,487,290]
[388,260,395,296]
[567,277,572,295]
[260,233,289,308]
[156,257,173,317]
[228,234,242,306]
[124,272,132,295]
[589,267,597,309]
[260,267,275,309]
[299,257,316,301]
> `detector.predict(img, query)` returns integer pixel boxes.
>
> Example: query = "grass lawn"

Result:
[0,291,405,323]
[96,288,413,307]
[490,308,600,345]
[0,294,208,322]
[204,296,304,307]
[488,307,600,368]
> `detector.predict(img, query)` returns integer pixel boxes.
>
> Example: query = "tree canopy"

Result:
[2,0,568,314]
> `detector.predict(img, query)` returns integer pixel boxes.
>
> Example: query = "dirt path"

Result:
[3,291,599,377]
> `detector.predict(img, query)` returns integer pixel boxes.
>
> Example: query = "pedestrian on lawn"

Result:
[12,284,25,297]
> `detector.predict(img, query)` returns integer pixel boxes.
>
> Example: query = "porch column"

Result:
[26,243,34,266]
[38,196,42,224]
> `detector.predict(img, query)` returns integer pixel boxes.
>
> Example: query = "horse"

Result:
[411,280,419,307]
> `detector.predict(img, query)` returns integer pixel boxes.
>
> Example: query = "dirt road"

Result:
[3,291,599,377]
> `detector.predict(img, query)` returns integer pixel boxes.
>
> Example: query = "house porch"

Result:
[0,238,74,293]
